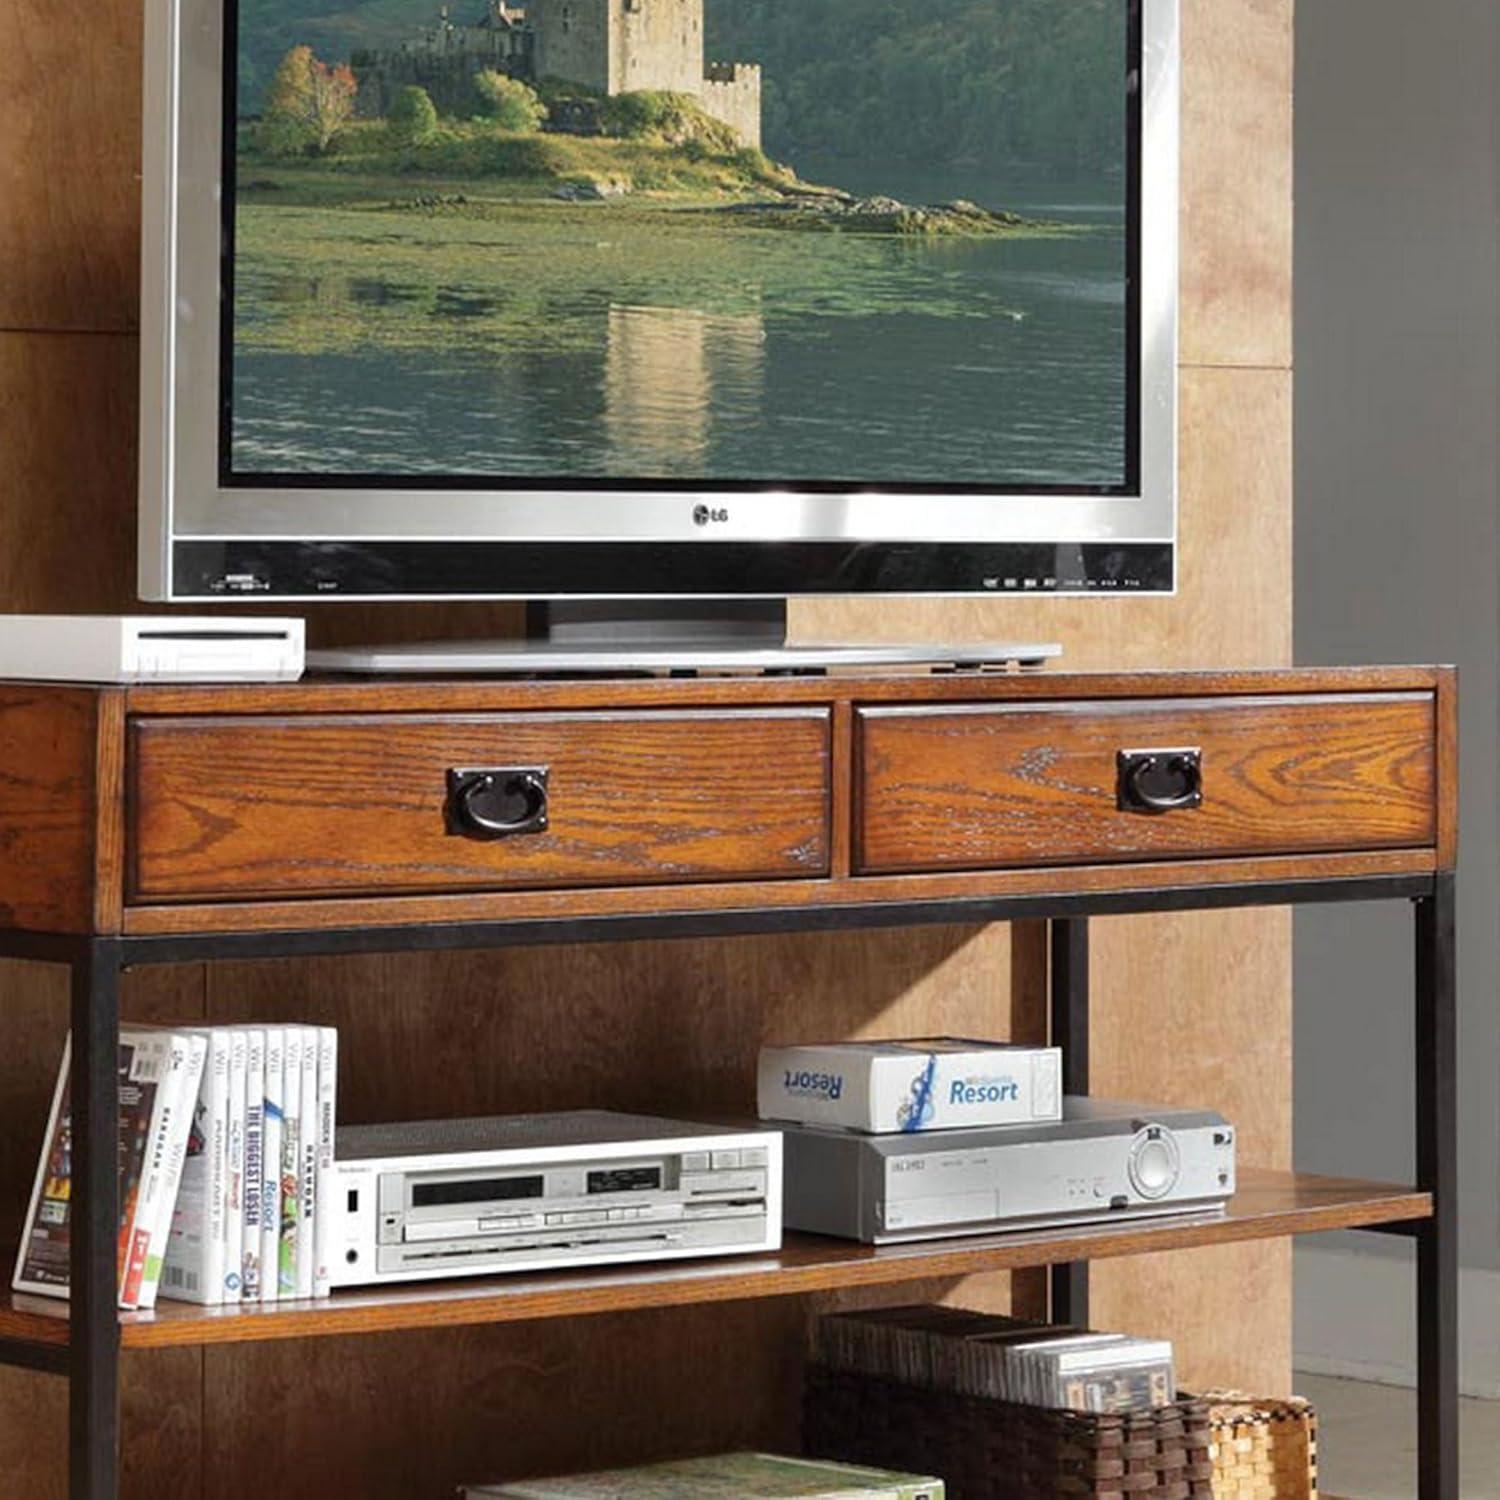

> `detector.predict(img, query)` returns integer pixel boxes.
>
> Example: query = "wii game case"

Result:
[241,1029,266,1300]
[135,1033,208,1309]
[259,1028,285,1302]
[12,1031,174,1306]
[161,1030,230,1303]
[758,1038,1062,1133]
[464,1453,944,1498]
[277,1028,303,1297]
[312,1027,338,1297]
[295,1026,318,1298]
[224,1030,248,1299]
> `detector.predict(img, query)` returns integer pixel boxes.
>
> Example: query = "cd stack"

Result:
[815,1305,1177,1416]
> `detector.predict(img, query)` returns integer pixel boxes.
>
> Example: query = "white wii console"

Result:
[0,615,304,682]
[330,1111,782,1288]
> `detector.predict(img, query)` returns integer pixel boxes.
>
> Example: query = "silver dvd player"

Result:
[330,1111,782,1287]
[782,1098,1235,1244]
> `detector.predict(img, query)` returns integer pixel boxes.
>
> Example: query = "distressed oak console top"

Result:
[0,665,1456,939]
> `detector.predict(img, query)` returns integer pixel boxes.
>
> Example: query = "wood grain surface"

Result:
[129,709,832,901]
[856,694,1437,874]
[119,664,1446,718]
[0,687,103,931]
[0,1170,1431,1352]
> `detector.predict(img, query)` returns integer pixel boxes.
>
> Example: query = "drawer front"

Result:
[131,710,830,901]
[855,694,1436,874]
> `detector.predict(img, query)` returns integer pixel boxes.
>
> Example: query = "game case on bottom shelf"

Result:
[13,1030,203,1310]
[277,1027,303,1297]
[161,1029,230,1303]
[312,1026,338,1297]
[224,1030,248,1299]
[259,1028,285,1303]
[463,1453,944,1499]
[241,1029,266,1301]
[135,1033,208,1309]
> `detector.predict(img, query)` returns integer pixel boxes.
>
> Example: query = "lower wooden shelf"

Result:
[0,1169,1430,1355]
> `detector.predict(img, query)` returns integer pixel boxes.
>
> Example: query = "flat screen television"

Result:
[138,0,1178,604]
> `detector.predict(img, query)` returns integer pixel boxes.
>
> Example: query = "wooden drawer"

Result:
[855,694,1436,874]
[129,709,830,901]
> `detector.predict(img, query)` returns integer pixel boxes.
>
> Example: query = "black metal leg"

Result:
[69,939,121,1500]
[1050,917,1090,1327]
[1416,877,1458,1500]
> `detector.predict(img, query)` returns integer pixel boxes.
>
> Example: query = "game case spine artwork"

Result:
[313,1026,338,1298]
[259,1027,285,1303]
[225,1029,248,1299]
[119,1033,184,1309]
[10,1035,76,1299]
[13,1033,173,1305]
[295,1025,318,1299]
[277,1027,302,1298]
[137,1033,208,1309]
[242,1029,266,1301]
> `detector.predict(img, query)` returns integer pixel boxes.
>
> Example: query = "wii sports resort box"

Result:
[758,1038,1063,1134]
[462,1452,943,1499]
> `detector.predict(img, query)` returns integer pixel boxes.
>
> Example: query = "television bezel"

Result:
[138,0,1179,601]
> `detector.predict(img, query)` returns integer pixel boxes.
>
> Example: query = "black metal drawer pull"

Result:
[1116,748,1203,814]
[446,766,550,838]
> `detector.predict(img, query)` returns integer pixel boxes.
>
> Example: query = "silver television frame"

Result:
[138,0,1179,602]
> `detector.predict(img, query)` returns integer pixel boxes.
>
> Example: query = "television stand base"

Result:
[305,639,1063,677]
[306,599,1061,676]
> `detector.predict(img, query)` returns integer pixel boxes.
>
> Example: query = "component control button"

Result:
[680,1152,711,1173]
[711,1150,741,1170]
[1127,1126,1181,1200]
[740,1146,769,1167]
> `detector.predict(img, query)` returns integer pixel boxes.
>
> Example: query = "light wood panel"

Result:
[1178,0,1294,368]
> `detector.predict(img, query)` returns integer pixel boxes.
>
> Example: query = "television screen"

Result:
[139,0,1176,599]
[225,0,1135,493]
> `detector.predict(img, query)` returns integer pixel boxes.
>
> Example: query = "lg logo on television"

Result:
[692,504,730,526]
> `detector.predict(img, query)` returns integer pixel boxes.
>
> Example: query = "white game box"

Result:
[758,1038,1063,1134]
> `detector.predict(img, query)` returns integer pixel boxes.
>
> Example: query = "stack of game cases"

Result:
[815,1305,1176,1416]
[13,1023,337,1310]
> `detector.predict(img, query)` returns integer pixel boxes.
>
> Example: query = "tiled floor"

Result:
[1296,1372,1500,1498]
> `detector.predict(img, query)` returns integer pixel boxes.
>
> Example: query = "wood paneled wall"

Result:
[0,0,1293,1493]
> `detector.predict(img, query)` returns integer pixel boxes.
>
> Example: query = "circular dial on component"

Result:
[1127,1125,1181,1200]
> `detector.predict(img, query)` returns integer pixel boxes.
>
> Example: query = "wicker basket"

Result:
[1202,1392,1317,1499]
[803,1364,1214,1500]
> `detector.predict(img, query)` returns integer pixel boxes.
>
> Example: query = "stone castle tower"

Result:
[533,0,759,147]
[355,0,760,148]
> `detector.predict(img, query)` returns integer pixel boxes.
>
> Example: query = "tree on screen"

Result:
[263,45,357,154]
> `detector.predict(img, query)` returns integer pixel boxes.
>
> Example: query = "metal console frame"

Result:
[0,869,1457,1499]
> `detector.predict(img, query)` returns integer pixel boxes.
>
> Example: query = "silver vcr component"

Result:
[330,1111,782,1287]
[782,1098,1235,1244]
